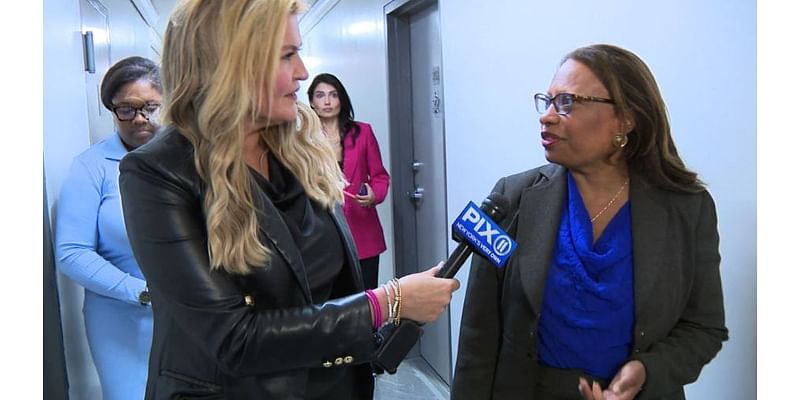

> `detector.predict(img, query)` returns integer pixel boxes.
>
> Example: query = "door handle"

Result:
[407,186,424,205]
[82,31,96,73]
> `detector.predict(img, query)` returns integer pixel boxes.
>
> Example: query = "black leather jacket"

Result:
[119,128,378,399]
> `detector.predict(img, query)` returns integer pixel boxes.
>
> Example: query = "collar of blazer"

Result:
[249,182,364,302]
[515,166,567,314]
[341,136,359,187]
[511,166,668,320]
[250,182,313,302]
[330,205,366,291]
[628,172,668,320]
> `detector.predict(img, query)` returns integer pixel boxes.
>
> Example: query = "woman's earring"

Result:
[612,133,629,148]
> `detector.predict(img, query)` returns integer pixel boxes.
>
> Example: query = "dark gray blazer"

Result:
[451,164,728,400]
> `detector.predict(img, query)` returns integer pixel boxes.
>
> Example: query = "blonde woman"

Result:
[118,1,459,399]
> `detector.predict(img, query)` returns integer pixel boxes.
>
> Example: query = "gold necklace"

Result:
[590,179,629,223]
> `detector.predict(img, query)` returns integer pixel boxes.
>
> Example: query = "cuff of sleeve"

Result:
[629,352,665,398]
[126,279,149,306]
[137,287,150,306]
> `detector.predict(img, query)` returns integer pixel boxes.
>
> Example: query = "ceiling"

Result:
[148,0,176,18]
[148,0,321,21]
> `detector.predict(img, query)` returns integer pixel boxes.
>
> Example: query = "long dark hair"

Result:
[565,44,704,193]
[307,73,361,145]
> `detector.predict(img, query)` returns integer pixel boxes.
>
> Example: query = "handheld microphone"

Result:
[374,192,513,375]
[436,192,511,279]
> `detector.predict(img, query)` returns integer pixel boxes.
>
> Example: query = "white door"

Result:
[80,0,114,144]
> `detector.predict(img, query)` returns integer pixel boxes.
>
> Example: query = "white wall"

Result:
[300,0,397,285]
[44,0,164,398]
[44,1,96,395]
[439,0,755,398]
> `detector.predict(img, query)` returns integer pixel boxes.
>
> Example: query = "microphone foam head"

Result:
[482,192,510,220]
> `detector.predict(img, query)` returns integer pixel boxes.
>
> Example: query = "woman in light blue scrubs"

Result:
[55,56,161,400]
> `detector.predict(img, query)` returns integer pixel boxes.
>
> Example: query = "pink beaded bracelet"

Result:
[365,289,382,328]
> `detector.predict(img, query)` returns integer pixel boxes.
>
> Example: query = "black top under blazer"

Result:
[451,164,728,400]
[119,128,378,400]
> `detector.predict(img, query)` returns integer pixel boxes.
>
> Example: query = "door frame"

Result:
[385,0,443,280]
[385,0,452,382]
[386,0,421,282]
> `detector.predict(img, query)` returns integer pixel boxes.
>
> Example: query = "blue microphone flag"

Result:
[452,201,517,267]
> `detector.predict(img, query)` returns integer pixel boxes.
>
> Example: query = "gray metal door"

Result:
[386,0,451,385]
[408,3,451,385]
[80,0,113,144]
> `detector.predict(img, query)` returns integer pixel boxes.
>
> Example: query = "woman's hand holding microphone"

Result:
[372,262,460,326]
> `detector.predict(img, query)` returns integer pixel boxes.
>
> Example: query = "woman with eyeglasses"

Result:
[451,44,727,400]
[55,55,161,400]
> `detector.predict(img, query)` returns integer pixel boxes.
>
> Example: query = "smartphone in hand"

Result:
[358,183,368,196]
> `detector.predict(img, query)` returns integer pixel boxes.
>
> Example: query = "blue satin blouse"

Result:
[537,172,635,380]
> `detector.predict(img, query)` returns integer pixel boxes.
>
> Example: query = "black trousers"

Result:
[359,255,380,289]
[533,363,611,399]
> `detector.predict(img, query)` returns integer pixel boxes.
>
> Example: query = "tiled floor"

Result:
[374,357,450,400]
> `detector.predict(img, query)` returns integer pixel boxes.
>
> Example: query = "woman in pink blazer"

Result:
[308,73,390,289]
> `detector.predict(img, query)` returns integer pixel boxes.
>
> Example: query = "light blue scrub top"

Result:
[55,133,152,400]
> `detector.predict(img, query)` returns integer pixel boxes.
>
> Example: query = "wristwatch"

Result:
[138,288,151,306]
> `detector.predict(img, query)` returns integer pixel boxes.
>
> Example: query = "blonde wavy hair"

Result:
[160,0,345,274]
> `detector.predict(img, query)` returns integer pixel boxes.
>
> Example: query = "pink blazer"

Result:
[341,121,390,259]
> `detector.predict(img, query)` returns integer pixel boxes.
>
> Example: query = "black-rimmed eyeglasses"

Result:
[112,103,161,121]
[534,93,614,116]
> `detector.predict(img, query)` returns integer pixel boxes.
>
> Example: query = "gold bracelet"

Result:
[382,283,393,324]
[391,278,402,326]
[389,279,398,320]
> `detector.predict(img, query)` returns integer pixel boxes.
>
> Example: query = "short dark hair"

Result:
[564,44,703,193]
[307,73,360,142]
[100,56,162,111]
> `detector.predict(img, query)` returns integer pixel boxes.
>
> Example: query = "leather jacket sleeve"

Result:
[119,144,377,376]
